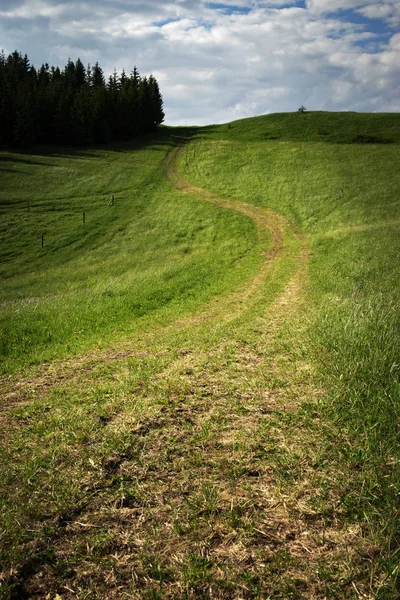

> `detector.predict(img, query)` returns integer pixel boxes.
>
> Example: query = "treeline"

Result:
[0,50,165,148]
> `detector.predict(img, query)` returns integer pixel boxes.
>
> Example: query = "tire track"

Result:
[5,144,366,600]
[0,144,308,417]
[164,144,309,327]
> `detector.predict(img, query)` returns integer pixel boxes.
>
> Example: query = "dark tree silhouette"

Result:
[0,50,165,148]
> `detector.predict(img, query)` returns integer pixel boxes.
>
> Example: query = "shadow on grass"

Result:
[1,126,215,163]
[0,155,54,168]
[0,167,31,175]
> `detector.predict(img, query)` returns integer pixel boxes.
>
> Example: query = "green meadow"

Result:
[1,113,399,598]
[0,134,258,374]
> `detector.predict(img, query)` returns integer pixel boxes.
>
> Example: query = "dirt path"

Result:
[1,144,375,599]
[164,145,309,327]
[0,145,304,416]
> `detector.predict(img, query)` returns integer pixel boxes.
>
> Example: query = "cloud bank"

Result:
[1,0,399,124]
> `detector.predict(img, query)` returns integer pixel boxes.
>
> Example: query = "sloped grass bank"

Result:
[206,111,400,144]
[312,239,400,596]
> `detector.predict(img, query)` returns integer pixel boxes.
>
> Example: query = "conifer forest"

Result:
[0,50,165,148]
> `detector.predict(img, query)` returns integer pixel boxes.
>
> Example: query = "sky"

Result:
[0,0,399,125]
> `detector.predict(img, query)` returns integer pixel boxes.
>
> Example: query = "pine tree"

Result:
[139,76,152,132]
[92,62,105,88]
[36,63,53,142]
[75,58,86,87]
[148,75,165,128]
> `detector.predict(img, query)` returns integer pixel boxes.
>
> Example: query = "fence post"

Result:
[83,211,86,224]
[41,233,45,248]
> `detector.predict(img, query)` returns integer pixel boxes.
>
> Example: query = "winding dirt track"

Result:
[164,144,310,327]
[0,144,308,415]
[2,143,374,600]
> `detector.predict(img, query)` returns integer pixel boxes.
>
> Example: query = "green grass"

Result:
[205,110,400,144]
[1,112,400,598]
[0,134,259,374]
[178,112,400,596]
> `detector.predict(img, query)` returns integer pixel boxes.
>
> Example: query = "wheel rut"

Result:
[1,144,307,414]
[164,144,309,327]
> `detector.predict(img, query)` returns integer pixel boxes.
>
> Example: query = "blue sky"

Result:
[0,0,399,124]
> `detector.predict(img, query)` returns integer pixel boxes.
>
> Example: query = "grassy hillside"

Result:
[206,110,400,144]
[179,111,400,595]
[1,112,400,599]
[0,135,258,374]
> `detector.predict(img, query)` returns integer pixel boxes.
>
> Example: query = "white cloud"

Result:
[306,0,377,14]
[0,0,399,124]
[357,1,400,26]
[0,0,68,19]
[358,3,393,18]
